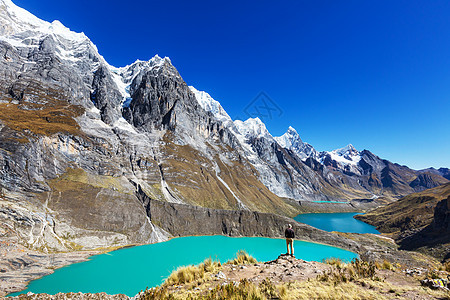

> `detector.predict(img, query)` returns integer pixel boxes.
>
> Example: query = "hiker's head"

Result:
[288,224,292,228]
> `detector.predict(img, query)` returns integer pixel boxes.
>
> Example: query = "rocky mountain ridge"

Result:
[420,167,450,180]
[193,87,448,202]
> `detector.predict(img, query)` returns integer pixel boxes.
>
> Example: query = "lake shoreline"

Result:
[0,208,422,297]
[0,241,147,297]
[0,247,99,297]
[4,228,442,297]
[294,212,380,234]
[4,234,358,297]
[7,252,448,299]
[1,196,373,296]
[0,206,377,297]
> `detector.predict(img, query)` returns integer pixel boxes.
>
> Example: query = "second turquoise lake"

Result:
[294,212,379,234]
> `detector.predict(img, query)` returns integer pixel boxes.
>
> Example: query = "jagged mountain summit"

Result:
[274,126,318,160]
[188,86,232,126]
[0,0,448,254]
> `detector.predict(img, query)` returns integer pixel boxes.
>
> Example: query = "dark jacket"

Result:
[285,228,295,239]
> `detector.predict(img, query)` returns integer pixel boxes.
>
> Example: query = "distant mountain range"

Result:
[190,87,448,202]
[0,0,448,252]
[419,167,450,180]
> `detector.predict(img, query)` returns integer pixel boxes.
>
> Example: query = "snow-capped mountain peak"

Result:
[287,126,296,133]
[189,86,232,124]
[323,144,361,167]
[332,144,359,157]
[274,126,303,149]
[233,117,272,139]
[0,0,87,42]
[274,126,317,160]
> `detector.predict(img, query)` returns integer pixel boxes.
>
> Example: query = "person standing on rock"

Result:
[285,224,295,256]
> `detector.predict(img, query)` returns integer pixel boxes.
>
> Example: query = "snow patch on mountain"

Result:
[324,144,361,166]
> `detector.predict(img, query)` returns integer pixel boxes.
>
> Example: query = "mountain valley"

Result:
[0,0,449,297]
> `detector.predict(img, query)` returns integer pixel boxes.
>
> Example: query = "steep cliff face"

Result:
[147,199,361,254]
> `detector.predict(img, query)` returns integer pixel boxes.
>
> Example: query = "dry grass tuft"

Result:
[323,257,343,267]
[380,259,395,271]
[444,260,450,272]
[204,278,266,300]
[165,258,221,285]
[226,250,257,265]
[139,286,176,300]
[277,280,386,300]
[318,258,380,284]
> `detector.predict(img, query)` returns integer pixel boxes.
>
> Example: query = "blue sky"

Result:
[15,0,450,169]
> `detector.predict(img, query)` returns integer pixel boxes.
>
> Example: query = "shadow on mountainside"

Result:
[399,196,450,260]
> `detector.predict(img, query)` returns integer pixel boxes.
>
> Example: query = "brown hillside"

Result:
[356,183,450,260]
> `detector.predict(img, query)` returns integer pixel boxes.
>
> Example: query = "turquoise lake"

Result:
[9,235,357,297]
[311,201,348,204]
[294,212,379,234]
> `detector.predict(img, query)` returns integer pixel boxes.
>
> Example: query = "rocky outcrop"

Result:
[123,58,238,149]
[91,65,122,125]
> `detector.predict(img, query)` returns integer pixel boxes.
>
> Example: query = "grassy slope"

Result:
[160,133,298,217]
[356,183,450,260]
[356,183,450,234]
[139,252,450,300]
[0,81,85,140]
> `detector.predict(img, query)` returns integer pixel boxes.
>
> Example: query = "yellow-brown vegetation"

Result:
[159,133,297,216]
[128,251,450,300]
[0,83,84,139]
[357,183,450,235]
[226,250,257,265]
[444,261,450,272]
[165,258,221,286]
